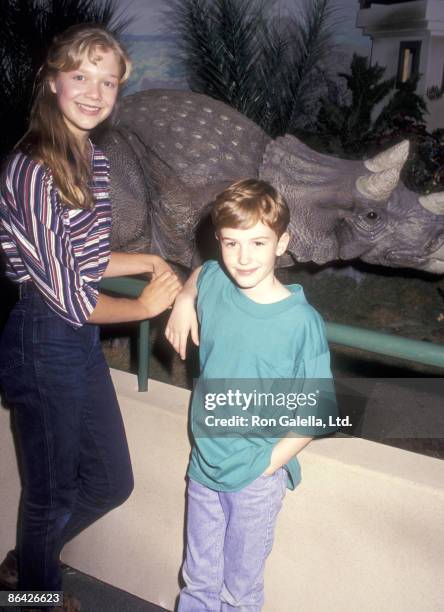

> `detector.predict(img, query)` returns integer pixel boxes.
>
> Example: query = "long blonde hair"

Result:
[18,24,131,209]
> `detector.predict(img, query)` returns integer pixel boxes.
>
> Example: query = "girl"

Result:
[0,24,181,609]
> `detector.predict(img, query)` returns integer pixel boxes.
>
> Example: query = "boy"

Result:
[166,179,337,611]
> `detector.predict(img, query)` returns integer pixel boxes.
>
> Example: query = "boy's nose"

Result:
[238,246,251,265]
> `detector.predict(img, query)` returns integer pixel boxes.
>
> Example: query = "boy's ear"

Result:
[215,232,220,242]
[276,231,290,256]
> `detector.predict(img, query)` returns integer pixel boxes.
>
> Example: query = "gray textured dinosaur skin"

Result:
[97,89,444,273]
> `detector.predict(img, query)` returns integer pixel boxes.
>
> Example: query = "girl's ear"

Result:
[48,78,57,94]
[276,231,290,256]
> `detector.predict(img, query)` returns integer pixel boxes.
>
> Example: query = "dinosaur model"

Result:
[97,90,444,274]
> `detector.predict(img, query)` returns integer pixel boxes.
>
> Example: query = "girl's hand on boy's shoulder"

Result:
[165,294,199,360]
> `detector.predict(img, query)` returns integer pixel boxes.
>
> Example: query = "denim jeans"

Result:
[178,468,288,612]
[0,284,134,591]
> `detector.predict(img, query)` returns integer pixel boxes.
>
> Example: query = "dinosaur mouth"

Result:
[385,242,444,271]
[415,243,444,273]
[385,251,426,265]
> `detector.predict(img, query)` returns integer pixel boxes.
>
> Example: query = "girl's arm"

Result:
[103,252,175,279]
[165,265,202,360]
[4,155,181,326]
[89,270,182,324]
[93,253,182,323]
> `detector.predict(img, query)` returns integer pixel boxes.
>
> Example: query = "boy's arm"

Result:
[165,265,202,360]
[263,435,313,475]
[263,311,336,475]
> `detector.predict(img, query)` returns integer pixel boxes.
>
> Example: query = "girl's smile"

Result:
[76,102,102,114]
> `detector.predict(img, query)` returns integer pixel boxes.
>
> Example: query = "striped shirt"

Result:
[0,146,111,328]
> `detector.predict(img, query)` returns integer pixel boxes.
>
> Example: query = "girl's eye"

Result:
[104,80,116,88]
[73,74,85,81]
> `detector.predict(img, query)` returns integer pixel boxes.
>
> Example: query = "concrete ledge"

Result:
[1,369,444,611]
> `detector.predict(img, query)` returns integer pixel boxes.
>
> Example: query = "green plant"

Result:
[168,0,337,137]
[373,75,428,136]
[314,54,442,192]
[316,54,397,156]
[426,85,443,100]
[403,129,444,193]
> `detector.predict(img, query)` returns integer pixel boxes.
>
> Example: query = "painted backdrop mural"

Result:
[120,0,372,94]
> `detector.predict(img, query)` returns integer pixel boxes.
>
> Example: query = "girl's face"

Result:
[49,47,120,144]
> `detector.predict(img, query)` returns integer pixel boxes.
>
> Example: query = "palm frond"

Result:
[169,0,270,120]
[253,19,293,133]
[168,0,337,136]
[374,75,428,134]
[285,0,338,130]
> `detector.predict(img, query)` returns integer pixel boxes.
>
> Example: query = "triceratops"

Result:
[97,90,444,274]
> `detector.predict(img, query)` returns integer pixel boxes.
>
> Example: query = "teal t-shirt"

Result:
[188,260,336,492]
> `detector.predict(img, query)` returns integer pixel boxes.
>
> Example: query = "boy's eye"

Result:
[104,80,116,88]
[73,74,85,81]
[254,241,266,247]
[225,241,237,248]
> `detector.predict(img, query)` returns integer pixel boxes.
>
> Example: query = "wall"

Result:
[1,370,443,611]
[426,35,444,129]
[356,0,444,130]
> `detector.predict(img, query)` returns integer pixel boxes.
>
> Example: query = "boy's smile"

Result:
[218,222,289,301]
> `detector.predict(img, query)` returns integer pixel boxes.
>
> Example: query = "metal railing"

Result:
[100,276,150,391]
[100,276,444,391]
[326,322,444,369]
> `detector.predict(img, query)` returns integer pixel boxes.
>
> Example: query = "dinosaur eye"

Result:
[367,211,378,220]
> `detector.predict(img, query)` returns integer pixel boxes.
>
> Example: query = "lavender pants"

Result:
[178,468,288,611]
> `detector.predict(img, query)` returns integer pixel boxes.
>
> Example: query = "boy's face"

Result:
[218,221,289,295]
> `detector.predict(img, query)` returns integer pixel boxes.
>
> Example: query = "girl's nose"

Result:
[86,82,101,99]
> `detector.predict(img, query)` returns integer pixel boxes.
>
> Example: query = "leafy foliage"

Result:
[0,0,131,159]
[317,54,396,155]
[168,0,263,119]
[374,76,428,136]
[315,54,442,191]
[168,0,337,137]
[426,85,443,101]
[403,129,444,194]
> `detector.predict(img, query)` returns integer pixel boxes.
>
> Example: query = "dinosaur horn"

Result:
[419,192,444,215]
[356,167,401,201]
[364,140,410,173]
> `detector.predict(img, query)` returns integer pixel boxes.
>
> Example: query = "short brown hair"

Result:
[211,179,290,237]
